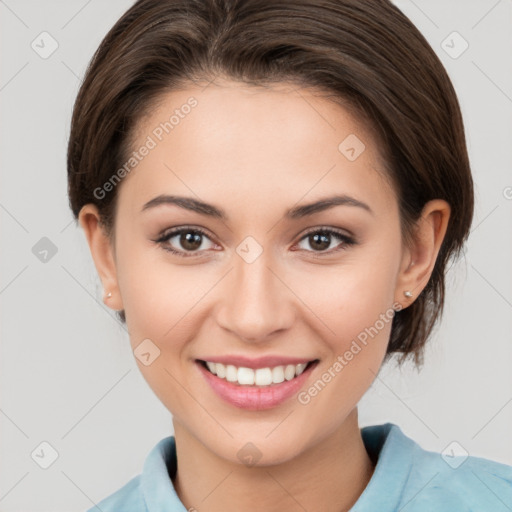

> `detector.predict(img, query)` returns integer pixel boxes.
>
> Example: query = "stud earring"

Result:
[404,291,413,298]
[106,292,112,299]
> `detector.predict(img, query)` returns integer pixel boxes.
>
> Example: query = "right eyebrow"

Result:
[141,195,227,219]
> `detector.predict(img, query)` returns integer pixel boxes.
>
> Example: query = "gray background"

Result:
[1,0,511,510]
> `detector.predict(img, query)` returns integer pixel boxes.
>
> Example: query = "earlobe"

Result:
[394,199,451,307]
[78,204,122,311]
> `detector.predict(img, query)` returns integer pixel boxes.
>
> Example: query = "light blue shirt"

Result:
[86,423,512,511]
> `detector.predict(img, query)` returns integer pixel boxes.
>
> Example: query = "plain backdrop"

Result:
[1,0,511,510]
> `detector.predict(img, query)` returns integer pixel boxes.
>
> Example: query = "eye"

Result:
[154,225,356,259]
[154,226,217,257]
[295,227,356,256]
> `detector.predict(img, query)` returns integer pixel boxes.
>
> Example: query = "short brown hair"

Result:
[67,0,474,369]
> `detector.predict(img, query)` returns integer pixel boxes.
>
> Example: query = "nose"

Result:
[216,249,296,343]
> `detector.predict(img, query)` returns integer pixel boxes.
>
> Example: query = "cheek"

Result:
[289,243,400,393]
[115,232,208,343]
[114,244,205,412]
[294,278,396,433]
[291,243,400,339]
[305,277,395,379]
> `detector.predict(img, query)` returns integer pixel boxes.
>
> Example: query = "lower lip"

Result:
[197,361,316,411]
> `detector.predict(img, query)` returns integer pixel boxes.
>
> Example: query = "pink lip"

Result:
[196,360,317,411]
[198,355,313,369]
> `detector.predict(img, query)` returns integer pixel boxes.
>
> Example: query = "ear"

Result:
[394,199,451,308]
[78,204,123,311]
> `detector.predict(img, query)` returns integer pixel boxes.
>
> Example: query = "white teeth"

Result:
[204,361,311,386]
[215,363,226,379]
[272,366,285,384]
[284,364,296,381]
[255,368,273,386]
[225,365,238,382]
[295,363,307,376]
[237,367,255,385]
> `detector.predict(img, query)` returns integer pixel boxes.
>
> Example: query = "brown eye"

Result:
[156,227,216,257]
[296,228,355,255]
[307,232,331,251]
[178,231,203,251]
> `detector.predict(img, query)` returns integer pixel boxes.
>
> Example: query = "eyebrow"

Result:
[141,194,373,219]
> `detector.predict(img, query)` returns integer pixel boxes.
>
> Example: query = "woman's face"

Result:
[96,81,411,464]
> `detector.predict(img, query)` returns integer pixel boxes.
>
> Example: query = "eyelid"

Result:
[299,225,354,240]
[156,225,214,241]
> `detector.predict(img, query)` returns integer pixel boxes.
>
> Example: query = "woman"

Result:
[67,0,512,510]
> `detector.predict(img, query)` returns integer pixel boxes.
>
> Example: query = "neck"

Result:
[172,408,375,512]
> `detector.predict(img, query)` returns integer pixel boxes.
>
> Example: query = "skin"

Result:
[79,80,450,512]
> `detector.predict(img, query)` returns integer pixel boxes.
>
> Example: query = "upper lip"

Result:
[197,355,317,369]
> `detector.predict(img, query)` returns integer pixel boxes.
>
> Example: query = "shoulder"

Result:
[409,439,512,510]
[85,475,145,512]
[357,423,512,512]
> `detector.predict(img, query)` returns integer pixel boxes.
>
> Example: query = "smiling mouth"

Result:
[198,359,319,387]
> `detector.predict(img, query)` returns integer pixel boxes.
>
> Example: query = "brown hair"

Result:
[67,0,474,369]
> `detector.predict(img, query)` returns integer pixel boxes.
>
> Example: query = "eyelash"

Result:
[154,225,356,259]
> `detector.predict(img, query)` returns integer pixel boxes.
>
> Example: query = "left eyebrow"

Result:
[140,193,373,220]
[285,194,373,218]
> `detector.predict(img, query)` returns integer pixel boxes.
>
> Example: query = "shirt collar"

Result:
[141,435,188,511]
[350,423,415,511]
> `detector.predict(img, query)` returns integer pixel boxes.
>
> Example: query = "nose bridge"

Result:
[217,244,294,342]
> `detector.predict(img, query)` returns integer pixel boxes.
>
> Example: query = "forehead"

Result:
[118,80,396,221]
